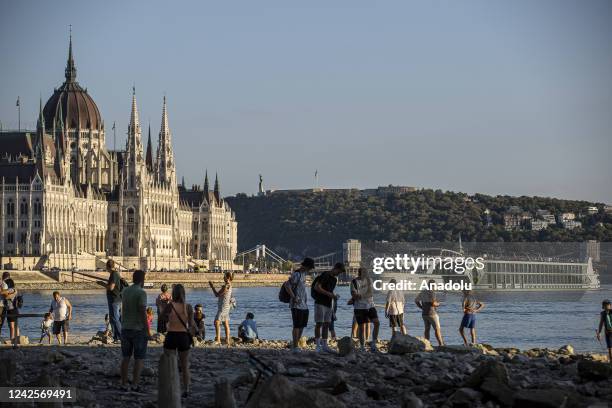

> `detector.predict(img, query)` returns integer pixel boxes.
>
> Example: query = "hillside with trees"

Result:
[226,190,612,258]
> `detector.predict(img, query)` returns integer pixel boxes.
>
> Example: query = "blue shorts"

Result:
[121,329,148,360]
[460,313,477,329]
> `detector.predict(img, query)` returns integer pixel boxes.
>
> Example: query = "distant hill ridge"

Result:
[226,189,612,258]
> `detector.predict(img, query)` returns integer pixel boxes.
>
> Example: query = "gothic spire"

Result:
[37,97,45,134]
[155,95,176,185]
[214,172,220,202]
[145,123,153,172]
[203,170,210,202]
[129,86,140,135]
[126,87,144,183]
[203,170,209,191]
[65,26,77,83]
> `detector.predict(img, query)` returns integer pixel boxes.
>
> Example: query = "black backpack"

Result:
[279,277,297,303]
[310,274,323,301]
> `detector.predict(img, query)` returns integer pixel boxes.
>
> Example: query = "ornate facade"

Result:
[0,36,238,271]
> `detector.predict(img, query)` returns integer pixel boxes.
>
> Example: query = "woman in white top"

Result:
[208,272,234,346]
[385,279,407,336]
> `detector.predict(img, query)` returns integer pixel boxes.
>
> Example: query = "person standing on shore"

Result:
[0,278,20,341]
[596,299,612,363]
[120,270,148,391]
[155,284,172,334]
[415,279,444,346]
[160,283,197,398]
[104,260,122,342]
[209,272,234,346]
[350,267,380,352]
[0,272,9,338]
[49,291,73,345]
[284,258,315,352]
[312,262,344,352]
[40,313,53,344]
[459,290,484,346]
[385,279,407,336]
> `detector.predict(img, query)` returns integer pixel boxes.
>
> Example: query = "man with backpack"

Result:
[312,262,345,352]
[596,299,612,364]
[105,259,124,342]
[281,257,315,352]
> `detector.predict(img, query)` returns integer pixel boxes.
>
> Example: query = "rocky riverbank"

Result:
[1,335,611,407]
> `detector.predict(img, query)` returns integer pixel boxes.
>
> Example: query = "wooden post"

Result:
[214,378,236,408]
[158,349,181,408]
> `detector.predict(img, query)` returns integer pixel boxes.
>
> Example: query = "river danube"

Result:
[10,285,611,353]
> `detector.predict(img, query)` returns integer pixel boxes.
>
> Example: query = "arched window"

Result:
[127,208,135,224]
[6,199,14,216]
[20,199,28,216]
[34,199,42,216]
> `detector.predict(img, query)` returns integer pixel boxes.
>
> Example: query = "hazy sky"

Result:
[1,1,610,202]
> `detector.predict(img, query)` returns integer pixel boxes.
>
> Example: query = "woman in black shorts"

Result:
[159,284,196,398]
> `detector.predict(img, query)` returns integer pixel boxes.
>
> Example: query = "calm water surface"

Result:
[8,285,612,353]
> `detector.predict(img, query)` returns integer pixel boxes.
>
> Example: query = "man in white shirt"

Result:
[283,257,315,351]
[49,291,73,345]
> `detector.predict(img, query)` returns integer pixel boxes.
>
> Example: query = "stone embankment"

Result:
[1,333,611,407]
[9,270,289,290]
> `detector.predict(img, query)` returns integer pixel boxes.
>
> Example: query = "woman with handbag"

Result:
[159,284,196,398]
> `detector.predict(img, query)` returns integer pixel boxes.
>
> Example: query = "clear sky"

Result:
[1,1,610,202]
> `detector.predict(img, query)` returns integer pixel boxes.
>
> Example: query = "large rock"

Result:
[447,388,482,407]
[557,344,574,356]
[12,335,29,345]
[513,388,584,408]
[464,360,509,388]
[245,374,345,408]
[388,334,432,354]
[577,359,612,381]
[479,378,514,407]
[401,392,423,408]
[337,337,354,357]
[0,358,16,386]
[298,336,308,349]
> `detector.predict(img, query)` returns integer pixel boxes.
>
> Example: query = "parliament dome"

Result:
[43,35,102,131]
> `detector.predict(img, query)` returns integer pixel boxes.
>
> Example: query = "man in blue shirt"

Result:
[238,312,258,343]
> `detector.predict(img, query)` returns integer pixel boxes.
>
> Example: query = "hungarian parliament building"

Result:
[0,37,238,271]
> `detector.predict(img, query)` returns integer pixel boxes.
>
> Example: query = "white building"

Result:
[0,36,237,271]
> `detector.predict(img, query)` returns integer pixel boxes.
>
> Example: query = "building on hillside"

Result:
[503,207,532,231]
[586,206,599,215]
[530,220,549,231]
[0,36,237,271]
[561,219,582,230]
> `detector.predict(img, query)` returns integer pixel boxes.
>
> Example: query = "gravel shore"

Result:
[1,336,611,407]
